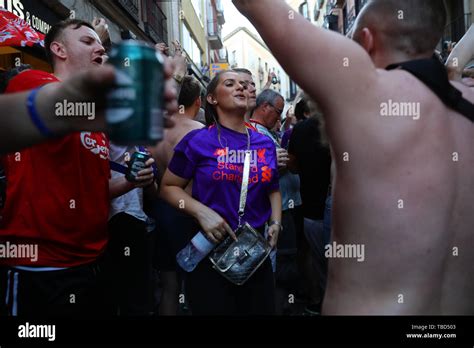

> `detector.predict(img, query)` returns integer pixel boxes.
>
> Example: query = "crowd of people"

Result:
[0,0,473,316]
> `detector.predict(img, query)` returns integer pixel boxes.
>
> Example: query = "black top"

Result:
[386,57,474,122]
[289,118,331,220]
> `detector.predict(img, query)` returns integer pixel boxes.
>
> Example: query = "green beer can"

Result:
[106,40,164,145]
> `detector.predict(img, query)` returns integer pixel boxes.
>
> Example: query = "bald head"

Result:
[353,0,447,57]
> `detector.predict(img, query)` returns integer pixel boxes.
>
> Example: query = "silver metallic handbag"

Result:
[209,151,272,286]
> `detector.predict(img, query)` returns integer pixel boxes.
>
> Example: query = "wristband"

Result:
[27,86,55,138]
[269,220,283,231]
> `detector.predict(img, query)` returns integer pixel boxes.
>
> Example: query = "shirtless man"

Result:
[233,0,474,314]
[152,75,204,177]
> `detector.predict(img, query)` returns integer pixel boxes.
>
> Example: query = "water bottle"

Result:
[176,231,215,272]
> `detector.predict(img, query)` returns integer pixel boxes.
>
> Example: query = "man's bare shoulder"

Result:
[326,69,437,149]
[374,68,431,96]
[326,68,433,123]
[327,67,472,175]
[168,116,204,148]
[181,117,205,131]
[375,69,474,104]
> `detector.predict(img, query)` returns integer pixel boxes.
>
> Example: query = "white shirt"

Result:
[109,143,148,222]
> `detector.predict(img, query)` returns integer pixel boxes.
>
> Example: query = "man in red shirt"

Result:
[1,19,122,316]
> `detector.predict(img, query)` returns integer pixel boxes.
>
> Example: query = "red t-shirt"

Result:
[0,70,110,267]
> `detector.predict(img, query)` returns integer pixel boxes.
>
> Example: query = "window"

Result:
[181,22,202,67]
[299,1,309,20]
[118,0,139,22]
[191,0,203,26]
[356,0,369,12]
[182,23,192,57]
[248,53,256,70]
[229,50,238,68]
[289,80,297,99]
[313,0,324,22]
[191,39,202,67]
[258,58,264,83]
[314,5,321,21]
[326,13,339,31]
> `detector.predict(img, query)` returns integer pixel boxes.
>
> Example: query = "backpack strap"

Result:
[386,57,474,122]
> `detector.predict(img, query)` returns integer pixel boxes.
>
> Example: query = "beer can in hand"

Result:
[106,40,164,145]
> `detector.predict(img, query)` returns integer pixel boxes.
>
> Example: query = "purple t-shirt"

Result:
[169,124,279,230]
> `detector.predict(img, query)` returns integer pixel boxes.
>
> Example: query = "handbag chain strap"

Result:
[238,129,252,228]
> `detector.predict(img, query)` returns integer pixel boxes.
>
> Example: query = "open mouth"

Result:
[235,94,246,100]
[92,56,103,65]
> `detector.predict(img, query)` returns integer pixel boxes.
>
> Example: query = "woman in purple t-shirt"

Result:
[160,70,282,315]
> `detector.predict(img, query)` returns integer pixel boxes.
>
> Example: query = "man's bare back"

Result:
[323,70,474,314]
[232,0,473,314]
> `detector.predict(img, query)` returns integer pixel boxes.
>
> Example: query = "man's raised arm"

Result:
[446,24,474,82]
[232,0,377,113]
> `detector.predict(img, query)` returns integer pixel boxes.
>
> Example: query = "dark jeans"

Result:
[154,198,195,272]
[186,225,275,316]
[303,218,328,305]
[102,212,153,316]
[186,257,275,315]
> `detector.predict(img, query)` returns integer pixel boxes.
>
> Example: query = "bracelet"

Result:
[269,220,283,231]
[27,86,55,138]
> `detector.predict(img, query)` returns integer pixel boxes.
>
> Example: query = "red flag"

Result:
[0,7,45,47]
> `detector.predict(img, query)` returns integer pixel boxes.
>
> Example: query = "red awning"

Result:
[0,7,45,47]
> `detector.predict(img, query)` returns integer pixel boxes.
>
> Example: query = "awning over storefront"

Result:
[0,7,44,48]
[0,8,51,71]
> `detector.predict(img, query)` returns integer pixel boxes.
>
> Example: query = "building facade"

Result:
[223,27,289,100]
[287,0,330,27]
[0,0,228,87]
[283,0,474,99]
[0,0,69,72]
[324,0,473,44]
[443,0,472,44]
[180,0,227,84]
[0,1,472,85]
